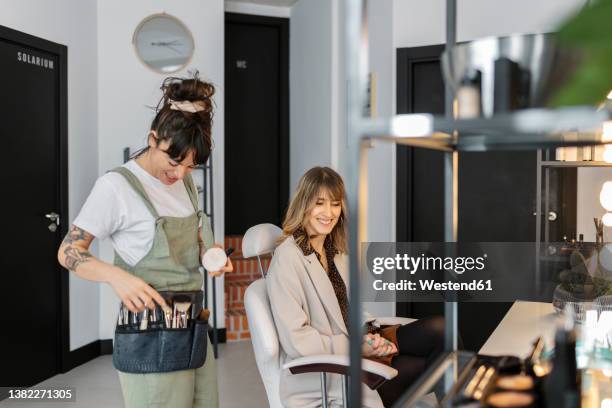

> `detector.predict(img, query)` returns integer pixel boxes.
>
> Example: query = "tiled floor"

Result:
[0,341,268,408]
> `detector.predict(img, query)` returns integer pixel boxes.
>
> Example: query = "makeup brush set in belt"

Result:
[117,296,207,331]
[112,290,210,374]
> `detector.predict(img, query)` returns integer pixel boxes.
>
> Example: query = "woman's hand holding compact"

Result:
[362,333,397,357]
[203,244,234,277]
[209,257,233,277]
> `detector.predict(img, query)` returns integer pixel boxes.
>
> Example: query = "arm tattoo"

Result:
[63,246,93,272]
[61,226,94,271]
[62,225,93,246]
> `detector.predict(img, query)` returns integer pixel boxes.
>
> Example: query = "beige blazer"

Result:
[266,236,384,408]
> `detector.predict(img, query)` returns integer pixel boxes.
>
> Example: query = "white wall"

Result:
[366,1,395,244]
[289,0,333,188]
[0,0,100,351]
[362,0,396,317]
[393,0,585,48]
[97,0,225,339]
[225,0,291,17]
[295,0,398,317]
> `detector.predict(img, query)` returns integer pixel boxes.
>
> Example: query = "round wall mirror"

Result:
[133,13,194,73]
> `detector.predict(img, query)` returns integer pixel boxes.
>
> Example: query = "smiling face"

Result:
[146,132,197,185]
[304,188,342,237]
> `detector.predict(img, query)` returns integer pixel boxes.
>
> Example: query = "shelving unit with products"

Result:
[341,0,611,406]
[535,147,612,326]
[537,148,612,246]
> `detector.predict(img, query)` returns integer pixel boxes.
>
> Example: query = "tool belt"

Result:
[112,290,209,373]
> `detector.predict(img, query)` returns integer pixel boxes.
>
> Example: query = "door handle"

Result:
[46,212,60,232]
[46,212,60,225]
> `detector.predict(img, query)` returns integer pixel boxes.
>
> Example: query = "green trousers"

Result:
[118,341,218,408]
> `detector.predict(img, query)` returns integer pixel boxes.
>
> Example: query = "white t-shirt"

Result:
[74,160,198,266]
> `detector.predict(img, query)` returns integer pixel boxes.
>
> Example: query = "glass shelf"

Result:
[363,106,611,152]
[541,161,612,167]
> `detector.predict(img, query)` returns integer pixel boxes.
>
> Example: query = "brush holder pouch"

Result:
[112,290,208,373]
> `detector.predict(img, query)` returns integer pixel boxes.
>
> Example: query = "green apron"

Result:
[111,167,218,408]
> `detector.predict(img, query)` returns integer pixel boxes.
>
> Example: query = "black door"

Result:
[541,164,577,242]
[396,45,536,351]
[225,14,289,235]
[0,26,68,391]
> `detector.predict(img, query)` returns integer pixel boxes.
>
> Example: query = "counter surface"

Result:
[479,301,557,358]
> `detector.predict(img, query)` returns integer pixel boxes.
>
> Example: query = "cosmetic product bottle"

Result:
[582,146,593,161]
[565,147,578,162]
[595,145,605,162]
[457,69,481,119]
[544,317,580,408]
[555,147,565,161]
[493,58,530,113]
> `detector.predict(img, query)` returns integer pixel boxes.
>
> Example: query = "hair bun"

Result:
[147,71,215,167]
[159,71,215,114]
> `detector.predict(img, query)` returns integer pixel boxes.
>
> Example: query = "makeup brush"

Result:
[175,302,192,328]
[139,308,149,330]
[163,305,173,328]
[172,303,178,328]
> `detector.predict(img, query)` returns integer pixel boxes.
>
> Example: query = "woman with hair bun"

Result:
[58,72,231,407]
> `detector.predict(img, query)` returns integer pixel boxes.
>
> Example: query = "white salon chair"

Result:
[242,223,415,407]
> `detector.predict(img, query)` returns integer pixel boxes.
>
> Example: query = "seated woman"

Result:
[267,166,445,407]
